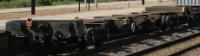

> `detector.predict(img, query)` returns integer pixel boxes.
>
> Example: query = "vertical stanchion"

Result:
[195,0,197,5]
[142,0,145,5]
[160,0,162,3]
[31,0,35,15]
[176,0,179,5]
[95,0,98,9]
[88,0,91,10]
[78,0,81,12]
[84,0,87,8]
[128,0,131,8]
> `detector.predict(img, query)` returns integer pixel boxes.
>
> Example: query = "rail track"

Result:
[179,44,200,56]
[128,27,200,56]
[0,24,200,56]
[52,25,200,56]
[170,43,200,56]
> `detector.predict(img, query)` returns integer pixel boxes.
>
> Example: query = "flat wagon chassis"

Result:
[3,6,200,51]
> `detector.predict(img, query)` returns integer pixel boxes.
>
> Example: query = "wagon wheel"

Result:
[92,31,102,48]
[188,14,200,27]
[85,29,103,48]
[169,15,178,28]
[83,29,95,49]
[37,23,50,47]
[78,34,87,51]
[158,15,167,32]
[186,10,197,27]
[162,15,176,32]
[130,22,136,33]
[188,18,194,27]
[52,31,64,45]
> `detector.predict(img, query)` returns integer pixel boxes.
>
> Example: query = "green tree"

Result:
[40,0,52,5]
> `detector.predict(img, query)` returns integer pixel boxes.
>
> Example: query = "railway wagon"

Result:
[147,6,200,26]
[175,0,200,26]
[3,6,200,51]
[83,6,200,51]
[5,19,91,50]
[5,15,146,50]
[82,10,185,48]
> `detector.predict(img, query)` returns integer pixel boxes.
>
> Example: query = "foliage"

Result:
[0,0,30,9]
[0,0,120,9]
